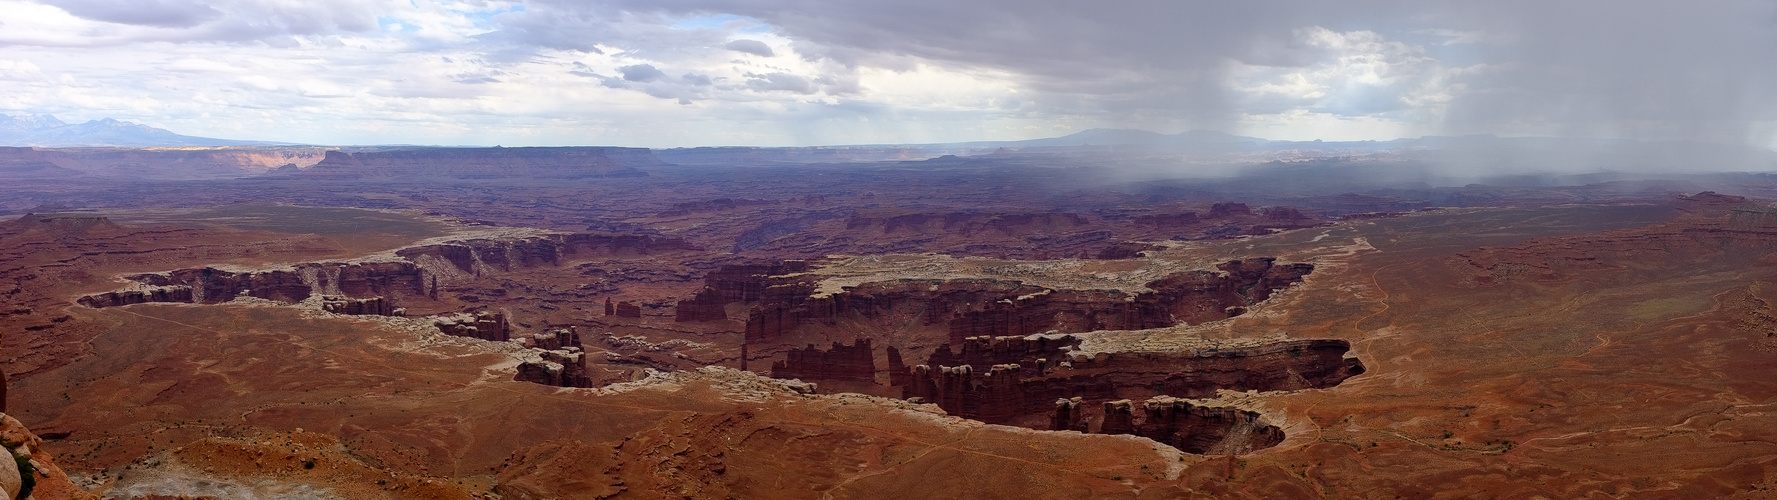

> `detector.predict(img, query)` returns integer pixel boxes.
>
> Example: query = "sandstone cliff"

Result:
[743,258,1313,346]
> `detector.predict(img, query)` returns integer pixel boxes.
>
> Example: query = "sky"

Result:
[0,0,1774,148]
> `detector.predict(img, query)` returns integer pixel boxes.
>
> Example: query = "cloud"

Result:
[44,0,220,28]
[744,72,813,94]
[1,0,1775,149]
[619,63,667,82]
[723,38,773,57]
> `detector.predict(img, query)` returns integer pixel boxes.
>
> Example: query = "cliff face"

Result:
[769,333,1361,454]
[1132,397,1284,455]
[298,147,658,181]
[79,233,697,316]
[320,296,398,316]
[79,261,428,308]
[771,339,876,383]
[742,258,1313,346]
[434,311,511,342]
[900,337,1363,427]
[397,234,695,278]
[674,262,812,322]
[76,287,193,308]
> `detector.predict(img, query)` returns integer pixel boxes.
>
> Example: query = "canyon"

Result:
[3,145,1777,498]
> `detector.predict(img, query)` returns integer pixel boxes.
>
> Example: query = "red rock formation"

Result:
[1051,397,1088,432]
[297,147,658,181]
[0,414,96,500]
[528,327,583,351]
[1207,202,1252,218]
[396,233,695,276]
[1133,397,1284,454]
[900,338,1363,434]
[771,339,875,383]
[612,301,642,318]
[75,287,193,308]
[674,262,812,322]
[83,262,429,307]
[515,347,593,388]
[744,259,1313,346]
[924,335,1080,372]
[434,311,510,341]
[320,296,398,316]
[1674,191,1751,217]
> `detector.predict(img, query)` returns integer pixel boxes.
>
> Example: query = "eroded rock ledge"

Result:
[673,258,1312,348]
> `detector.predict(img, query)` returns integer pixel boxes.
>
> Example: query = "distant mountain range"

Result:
[0,114,289,147]
[2,113,1771,175]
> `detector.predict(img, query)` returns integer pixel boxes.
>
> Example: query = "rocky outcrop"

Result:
[297,147,658,181]
[434,311,510,341]
[1101,400,1136,435]
[771,339,875,383]
[674,262,812,322]
[763,331,1359,455]
[1133,397,1284,455]
[0,413,96,500]
[80,262,428,307]
[1207,202,1252,218]
[901,338,1362,430]
[527,327,583,351]
[319,296,398,316]
[76,286,192,308]
[612,301,642,318]
[515,328,592,387]
[79,233,696,312]
[745,258,1314,345]
[397,233,695,278]
[515,347,593,388]
[1051,397,1087,432]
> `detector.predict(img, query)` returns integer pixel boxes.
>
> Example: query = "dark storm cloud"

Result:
[513,0,1777,145]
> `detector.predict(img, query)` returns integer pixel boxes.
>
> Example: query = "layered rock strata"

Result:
[771,339,876,383]
[515,328,593,387]
[319,296,398,316]
[1131,396,1284,455]
[776,334,1359,454]
[79,262,428,308]
[744,258,1313,345]
[900,338,1361,425]
[515,348,593,388]
[674,262,813,322]
[397,233,695,278]
[434,311,511,342]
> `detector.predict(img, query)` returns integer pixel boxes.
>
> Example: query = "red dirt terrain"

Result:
[6,144,1777,498]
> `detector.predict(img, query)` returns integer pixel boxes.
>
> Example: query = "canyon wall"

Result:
[743,258,1313,346]
[773,334,1359,454]
[900,337,1363,426]
[396,233,696,278]
[79,261,428,308]
[771,339,876,383]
